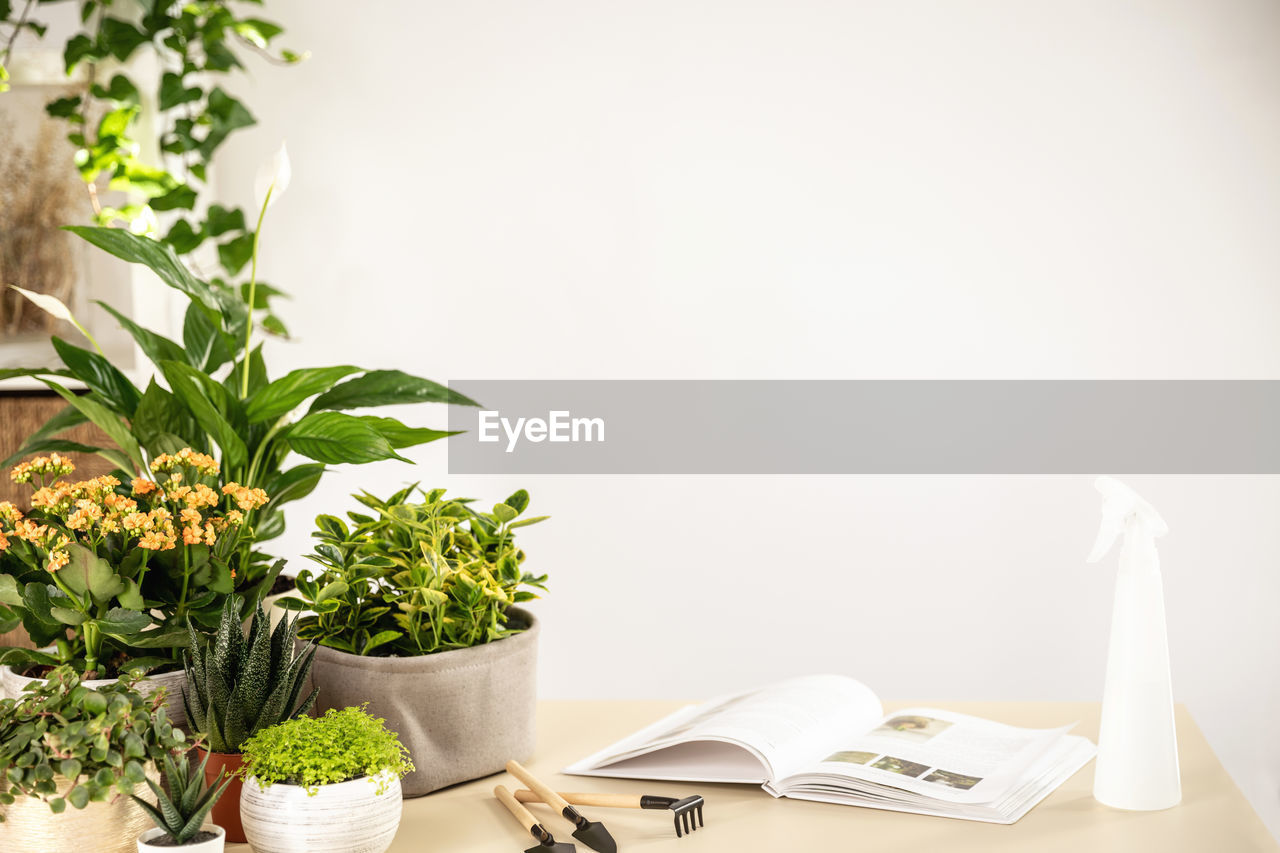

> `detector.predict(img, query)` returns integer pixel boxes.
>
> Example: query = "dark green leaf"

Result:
[246,366,359,424]
[216,233,255,276]
[39,379,144,473]
[158,71,201,110]
[45,95,82,118]
[93,74,140,104]
[96,607,154,636]
[357,416,458,449]
[132,380,201,451]
[284,412,409,465]
[100,18,149,61]
[64,227,247,330]
[158,360,248,470]
[182,303,233,372]
[50,336,141,417]
[310,370,479,412]
[95,302,188,367]
[64,34,97,72]
[205,205,245,237]
[162,219,203,254]
[262,463,325,507]
[150,184,197,212]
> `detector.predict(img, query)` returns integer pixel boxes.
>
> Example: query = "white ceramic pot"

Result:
[239,772,402,853]
[0,769,158,853]
[0,665,189,727]
[137,825,225,852]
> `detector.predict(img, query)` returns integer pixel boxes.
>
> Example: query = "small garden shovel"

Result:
[506,761,619,853]
[496,785,578,853]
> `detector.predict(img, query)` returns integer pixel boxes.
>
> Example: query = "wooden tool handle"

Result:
[495,785,539,832]
[506,760,571,813]
[515,789,644,809]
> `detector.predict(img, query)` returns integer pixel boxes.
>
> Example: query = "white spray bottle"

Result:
[1087,476,1180,810]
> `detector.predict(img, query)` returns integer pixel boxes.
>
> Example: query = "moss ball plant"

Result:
[239,706,413,795]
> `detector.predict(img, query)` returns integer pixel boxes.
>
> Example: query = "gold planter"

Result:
[0,771,157,853]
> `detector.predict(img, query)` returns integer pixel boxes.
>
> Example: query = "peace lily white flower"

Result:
[253,141,291,211]
[9,285,73,324]
[9,285,102,353]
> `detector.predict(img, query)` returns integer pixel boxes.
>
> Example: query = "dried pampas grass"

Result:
[0,123,89,337]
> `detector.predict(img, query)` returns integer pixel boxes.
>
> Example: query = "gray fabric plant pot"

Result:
[307,608,539,797]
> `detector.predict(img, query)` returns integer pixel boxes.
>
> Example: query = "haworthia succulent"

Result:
[181,596,316,753]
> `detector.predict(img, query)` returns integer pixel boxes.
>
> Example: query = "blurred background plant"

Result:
[0,0,302,320]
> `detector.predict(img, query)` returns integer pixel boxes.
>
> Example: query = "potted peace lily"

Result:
[3,145,477,611]
[238,706,412,853]
[281,486,547,795]
[0,450,267,721]
[0,666,187,853]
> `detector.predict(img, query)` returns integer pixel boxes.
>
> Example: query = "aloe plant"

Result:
[182,595,316,754]
[132,749,232,845]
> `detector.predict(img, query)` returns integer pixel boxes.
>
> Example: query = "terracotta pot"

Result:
[240,772,402,853]
[0,769,157,853]
[306,607,539,796]
[0,665,189,728]
[197,748,247,844]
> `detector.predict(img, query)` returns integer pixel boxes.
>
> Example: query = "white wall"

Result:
[212,0,1280,839]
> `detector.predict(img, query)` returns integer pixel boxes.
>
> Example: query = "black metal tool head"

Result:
[526,824,577,853]
[640,794,706,838]
[563,807,618,853]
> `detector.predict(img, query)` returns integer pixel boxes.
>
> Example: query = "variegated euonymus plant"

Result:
[182,596,316,754]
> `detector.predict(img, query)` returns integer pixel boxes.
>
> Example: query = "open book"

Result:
[566,675,1096,824]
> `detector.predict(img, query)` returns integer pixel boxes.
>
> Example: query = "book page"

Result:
[779,707,1072,803]
[565,674,883,783]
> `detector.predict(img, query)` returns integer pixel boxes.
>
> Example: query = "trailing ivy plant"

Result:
[0,0,302,299]
[0,666,187,819]
[281,486,548,656]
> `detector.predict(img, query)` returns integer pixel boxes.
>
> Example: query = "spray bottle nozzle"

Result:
[1087,476,1169,564]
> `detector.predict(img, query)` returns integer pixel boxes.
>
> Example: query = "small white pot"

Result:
[137,825,225,852]
[0,665,189,727]
[240,772,402,853]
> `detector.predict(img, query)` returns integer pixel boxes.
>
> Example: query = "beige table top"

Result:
[228,701,1277,853]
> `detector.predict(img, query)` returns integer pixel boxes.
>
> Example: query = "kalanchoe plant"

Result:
[239,706,413,796]
[183,595,317,754]
[280,486,548,656]
[0,666,186,819]
[3,147,477,601]
[0,450,270,678]
[132,749,231,846]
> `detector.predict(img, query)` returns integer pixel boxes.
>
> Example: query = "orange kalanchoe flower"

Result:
[150,449,219,478]
[10,453,76,484]
[131,478,158,497]
[222,484,270,512]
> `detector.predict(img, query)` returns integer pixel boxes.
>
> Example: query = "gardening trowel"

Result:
[496,785,579,853]
[506,761,619,853]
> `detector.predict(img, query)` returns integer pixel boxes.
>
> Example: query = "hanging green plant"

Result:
[0,0,302,303]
